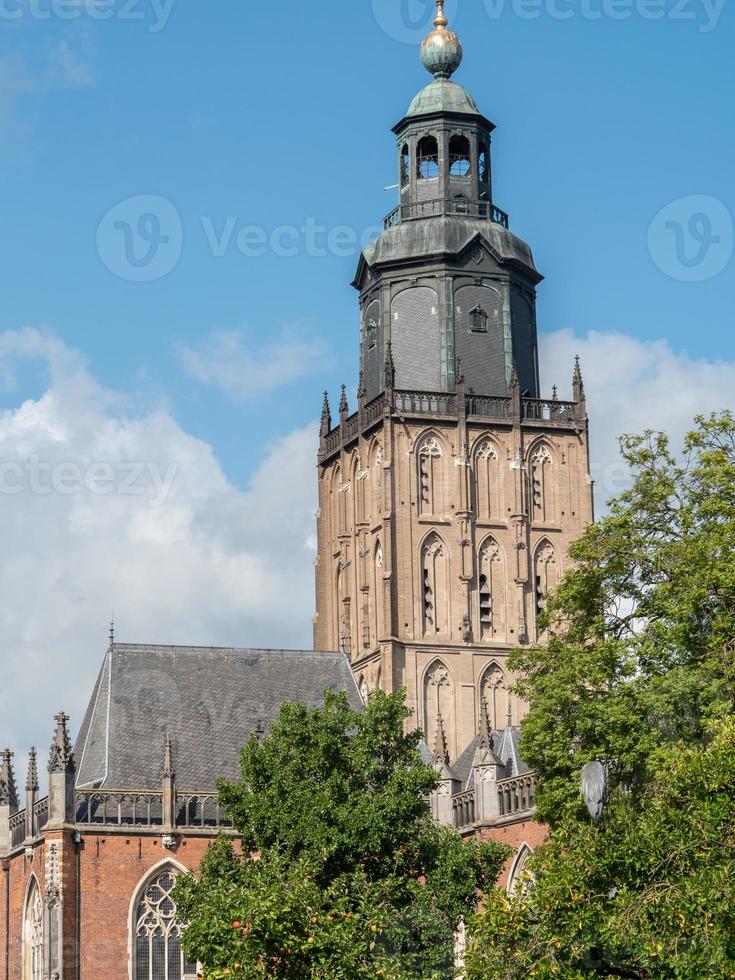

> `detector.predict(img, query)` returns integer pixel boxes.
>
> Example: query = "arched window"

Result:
[369,440,383,522]
[530,444,553,523]
[133,865,197,980]
[481,661,510,729]
[507,843,535,895]
[336,562,352,658]
[468,304,488,333]
[534,539,559,631]
[479,142,490,186]
[400,144,410,188]
[478,537,506,641]
[358,675,369,705]
[373,539,384,643]
[23,878,43,980]
[417,136,439,179]
[449,135,471,177]
[474,440,500,519]
[353,452,367,524]
[422,533,449,637]
[423,659,453,750]
[418,435,443,516]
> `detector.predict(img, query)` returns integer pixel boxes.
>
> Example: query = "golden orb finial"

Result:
[421,2,462,80]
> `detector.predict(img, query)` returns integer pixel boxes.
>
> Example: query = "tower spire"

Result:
[48,711,74,775]
[420,0,463,80]
[320,390,332,438]
[26,748,38,793]
[432,713,450,767]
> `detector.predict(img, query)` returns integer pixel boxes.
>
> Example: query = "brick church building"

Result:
[0,4,593,977]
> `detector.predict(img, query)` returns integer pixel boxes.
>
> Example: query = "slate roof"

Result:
[451,728,529,791]
[74,644,362,792]
[406,79,481,119]
[361,216,540,282]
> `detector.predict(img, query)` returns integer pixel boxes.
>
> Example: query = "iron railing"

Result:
[384,198,509,229]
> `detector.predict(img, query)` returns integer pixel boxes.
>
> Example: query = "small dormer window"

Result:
[469,305,488,333]
[366,319,377,350]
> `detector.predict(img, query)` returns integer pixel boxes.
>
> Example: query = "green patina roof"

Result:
[406,79,480,118]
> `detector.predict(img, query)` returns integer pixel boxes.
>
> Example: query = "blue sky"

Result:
[0,0,734,754]
[0,0,732,485]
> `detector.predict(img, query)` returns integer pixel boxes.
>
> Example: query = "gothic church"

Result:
[0,5,593,978]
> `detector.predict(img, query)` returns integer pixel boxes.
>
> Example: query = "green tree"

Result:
[465,412,735,978]
[175,689,508,979]
[466,718,735,978]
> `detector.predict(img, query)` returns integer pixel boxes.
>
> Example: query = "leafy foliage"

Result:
[514,411,735,824]
[466,718,735,978]
[175,689,508,978]
[465,412,735,978]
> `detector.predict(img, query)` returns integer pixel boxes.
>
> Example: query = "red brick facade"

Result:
[0,828,222,980]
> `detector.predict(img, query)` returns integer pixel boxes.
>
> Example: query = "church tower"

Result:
[314,2,594,760]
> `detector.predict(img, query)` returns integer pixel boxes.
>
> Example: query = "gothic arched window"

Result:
[534,539,559,633]
[133,865,197,980]
[422,533,449,637]
[417,136,439,179]
[373,539,384,643]
[400,144,410,188]
[418,435,443,516]
[368,440,383,523]
[481,662,510,730]
[23,878,43,980]
[478,536,506,641]
[507,843,535,896]
[479,142,490,187]
[449,135,471,177]
[530,444,553,523]
[474,440,500,519]
[423,659,453,752]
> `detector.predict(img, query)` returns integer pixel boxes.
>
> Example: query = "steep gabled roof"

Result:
[74,644,362,792]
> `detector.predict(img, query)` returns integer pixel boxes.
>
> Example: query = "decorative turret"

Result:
[47,711,75,826]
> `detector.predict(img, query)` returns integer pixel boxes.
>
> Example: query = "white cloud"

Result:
[178,326,329,398]
[540,329,735,509]
[1,325,733,784]
[0,329,318,776]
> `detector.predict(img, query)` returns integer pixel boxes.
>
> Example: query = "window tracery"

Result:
[23,879,43,980]
[133,867,197,980]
